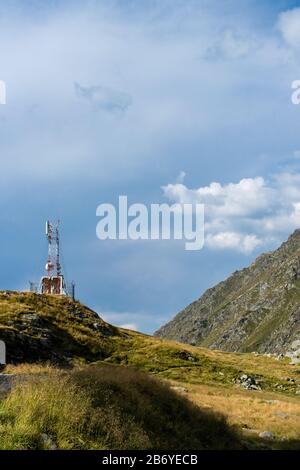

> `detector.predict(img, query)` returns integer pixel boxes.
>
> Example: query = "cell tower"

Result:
[29,221,75,298]
[40,220,66,295]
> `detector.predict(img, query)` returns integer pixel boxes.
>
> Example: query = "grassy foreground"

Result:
[0,365,240,450]
[101,333,300,449]
[0,292,300,449]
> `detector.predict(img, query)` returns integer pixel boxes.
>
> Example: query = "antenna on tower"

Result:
[55,220,62,277]
[45,221,54,277]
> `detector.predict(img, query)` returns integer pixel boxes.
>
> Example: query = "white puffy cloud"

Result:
[206,232,262,254]
[163,177,275,217]
[163,171,300,254]
[278,7,300,48]
[119,323,138,331]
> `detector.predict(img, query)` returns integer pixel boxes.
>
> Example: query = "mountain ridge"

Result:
[155,229,300,355]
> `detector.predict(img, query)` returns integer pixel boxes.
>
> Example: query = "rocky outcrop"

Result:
[156,229,300,354]
[0,374,15,394]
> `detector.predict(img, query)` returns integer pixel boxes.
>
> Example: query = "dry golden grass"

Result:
[4,363,60,375]
[169,380,300,442]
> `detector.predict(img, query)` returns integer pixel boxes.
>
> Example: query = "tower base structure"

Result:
[40,275,66,295]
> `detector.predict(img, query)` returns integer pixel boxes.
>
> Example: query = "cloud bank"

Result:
[163,171,300,254]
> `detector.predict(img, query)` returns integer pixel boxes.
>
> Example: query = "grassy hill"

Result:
[0,291,119,364]
[0,291,300,449]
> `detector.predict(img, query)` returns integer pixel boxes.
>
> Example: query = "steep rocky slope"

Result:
[156,229,300,354]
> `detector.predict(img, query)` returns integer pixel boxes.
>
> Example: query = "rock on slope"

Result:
[156,229,300,354]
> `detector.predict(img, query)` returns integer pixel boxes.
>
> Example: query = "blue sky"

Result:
[1,0,300,332]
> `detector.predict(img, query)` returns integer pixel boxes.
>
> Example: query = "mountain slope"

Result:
[156,229,300,354]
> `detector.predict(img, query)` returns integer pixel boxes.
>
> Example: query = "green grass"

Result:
[100,334,300,396]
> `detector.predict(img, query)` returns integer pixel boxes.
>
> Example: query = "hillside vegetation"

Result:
[0,291,300,449]
[0,291,119,364]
